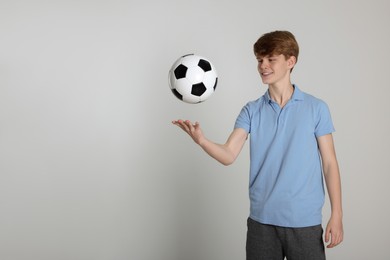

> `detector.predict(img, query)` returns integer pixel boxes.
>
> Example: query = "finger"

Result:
[183,120,196,134]
[173,120,190,133]
[184,120,193,126]
[185,120,196,133]
[328,230,337,248]
[324,227,330,243]
[327,231,340,248]
[333,232,343,247]
[178,120,190,132]
[172,119,183,127]
[172,119,184,124]
[327,238,335,248]
[327,236,335,248]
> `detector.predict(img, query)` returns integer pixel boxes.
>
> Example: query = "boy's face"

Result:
[255,54,296,85]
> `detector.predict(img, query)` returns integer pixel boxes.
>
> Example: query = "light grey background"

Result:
[0,0,389,259]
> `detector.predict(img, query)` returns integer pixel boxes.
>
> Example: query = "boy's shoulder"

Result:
[288,86,328,107]
[300,89,322,101]
[300,89,329,109]
[240,95,267,114]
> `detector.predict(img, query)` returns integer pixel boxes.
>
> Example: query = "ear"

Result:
[287,56,296,69]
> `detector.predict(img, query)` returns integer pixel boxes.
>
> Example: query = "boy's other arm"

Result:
[172,120,248,166]
[317,133,344,248]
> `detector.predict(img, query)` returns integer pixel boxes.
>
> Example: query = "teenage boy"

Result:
[172,30,343,259]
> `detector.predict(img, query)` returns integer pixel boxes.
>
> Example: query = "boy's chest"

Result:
[251,103,316,141]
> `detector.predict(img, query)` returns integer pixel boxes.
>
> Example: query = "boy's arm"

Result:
[172,120,248,166]
[317,133,344,248]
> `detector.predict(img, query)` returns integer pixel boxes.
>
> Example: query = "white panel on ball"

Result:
[168,54,218,104]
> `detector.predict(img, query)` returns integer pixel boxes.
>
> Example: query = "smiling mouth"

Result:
[261,72,273,76]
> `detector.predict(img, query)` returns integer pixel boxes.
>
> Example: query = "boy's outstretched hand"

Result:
[172,120,205,145]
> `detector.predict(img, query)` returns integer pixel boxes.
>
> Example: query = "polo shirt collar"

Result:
[264,84,304,104]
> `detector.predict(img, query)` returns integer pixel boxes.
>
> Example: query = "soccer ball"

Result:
[168,54,218,104]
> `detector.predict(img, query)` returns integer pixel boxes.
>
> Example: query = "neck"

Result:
[268,83,294,108]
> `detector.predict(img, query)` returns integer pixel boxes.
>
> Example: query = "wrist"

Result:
[331,210,343,219]
[197,136,207,147]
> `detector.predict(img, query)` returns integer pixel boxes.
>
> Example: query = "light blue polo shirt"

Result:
[235,85,335,227]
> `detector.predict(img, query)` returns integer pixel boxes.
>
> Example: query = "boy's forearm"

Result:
[197,128,247,166]
[317,134,343,217]
[324,164,343,216]
[198,138,235,166]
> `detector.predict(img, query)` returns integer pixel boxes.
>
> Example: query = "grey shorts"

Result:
[246,218,325,260]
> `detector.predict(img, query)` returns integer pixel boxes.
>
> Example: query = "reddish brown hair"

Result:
[253,31,299,63]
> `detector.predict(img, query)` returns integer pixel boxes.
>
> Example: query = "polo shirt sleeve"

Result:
[315,100,335,137]
[234,103,251,133]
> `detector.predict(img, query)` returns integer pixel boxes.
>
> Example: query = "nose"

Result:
[260,60,269,69]
[258,60,269,70]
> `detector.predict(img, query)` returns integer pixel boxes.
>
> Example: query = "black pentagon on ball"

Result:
[191,83,207,96]
[214,78,218,90]
[197,59,212,72]
[171,89,183,100]
[174,64,188,79]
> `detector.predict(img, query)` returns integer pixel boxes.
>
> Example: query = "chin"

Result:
[260,75,274,84]
[261,79,273,85]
